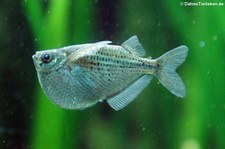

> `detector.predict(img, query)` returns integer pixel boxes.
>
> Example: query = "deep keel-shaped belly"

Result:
[38,69,99,110]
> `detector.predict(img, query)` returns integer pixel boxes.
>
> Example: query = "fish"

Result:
[32,36,188,111]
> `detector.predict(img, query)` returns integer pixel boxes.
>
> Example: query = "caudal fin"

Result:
[155,46,188,98]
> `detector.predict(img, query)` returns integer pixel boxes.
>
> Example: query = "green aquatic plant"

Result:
[23,0,95,148]
[20,0,225,148]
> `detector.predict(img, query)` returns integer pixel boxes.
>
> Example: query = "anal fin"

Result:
[107,75,153,111]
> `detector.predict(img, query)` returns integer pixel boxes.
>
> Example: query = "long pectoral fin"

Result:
[66,41,112,66]
[107,75,153,111]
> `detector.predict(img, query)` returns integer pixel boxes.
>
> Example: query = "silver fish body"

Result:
[32,36,188,110]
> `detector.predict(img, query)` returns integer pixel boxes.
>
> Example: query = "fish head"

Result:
[32,49,67,73]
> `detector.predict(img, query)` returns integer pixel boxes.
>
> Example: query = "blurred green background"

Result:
[0,0,225,149]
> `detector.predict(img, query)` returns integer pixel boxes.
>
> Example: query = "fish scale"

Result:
[70,48,143,102]
[32,36,188,110]
[85,48,148,73]
[78,50,149,101]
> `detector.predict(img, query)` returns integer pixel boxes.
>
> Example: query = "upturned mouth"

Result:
[32,54,41,69]
[32,54,37,61]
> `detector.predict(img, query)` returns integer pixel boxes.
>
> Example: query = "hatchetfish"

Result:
[32,36,188,111]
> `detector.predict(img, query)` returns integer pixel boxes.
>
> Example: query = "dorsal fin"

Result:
[107,75,153,111]
[121,36,146,57]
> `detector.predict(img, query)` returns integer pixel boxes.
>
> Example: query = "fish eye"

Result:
[41,53,52,63]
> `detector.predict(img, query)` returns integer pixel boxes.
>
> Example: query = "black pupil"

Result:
[42,54,51,63]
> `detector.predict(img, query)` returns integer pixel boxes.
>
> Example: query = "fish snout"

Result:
[32,54,41,69]
[32,54,37,61]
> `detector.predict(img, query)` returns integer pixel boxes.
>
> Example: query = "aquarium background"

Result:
[0,0,225,148]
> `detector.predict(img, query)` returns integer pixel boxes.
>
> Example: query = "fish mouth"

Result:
[32,54,41,69]
[32,54,37,61]
[32,54,38,64]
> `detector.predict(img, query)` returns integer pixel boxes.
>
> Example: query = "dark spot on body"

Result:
[156,63,160,68]
[67,65,72,72]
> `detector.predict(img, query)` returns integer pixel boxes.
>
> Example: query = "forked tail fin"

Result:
[155,46,188,98]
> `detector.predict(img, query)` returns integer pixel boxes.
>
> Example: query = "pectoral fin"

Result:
[107,75,152,111]
[66,41,112,66]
